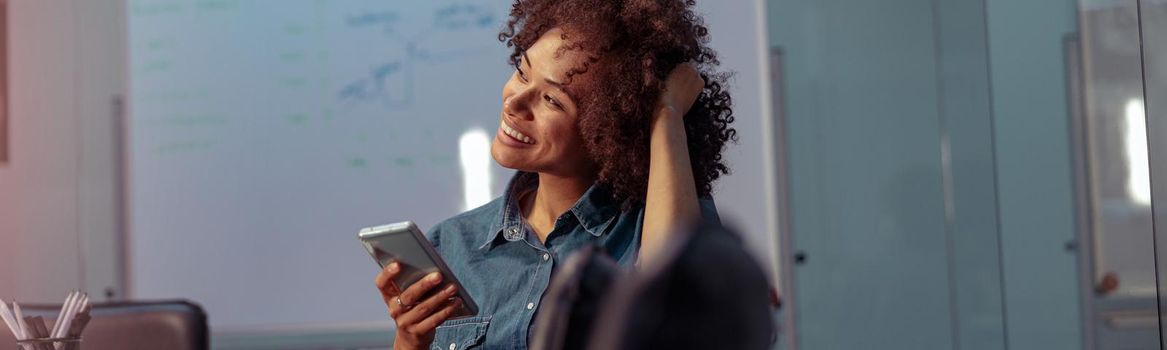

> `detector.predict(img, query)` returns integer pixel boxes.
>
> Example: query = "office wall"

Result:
[0,0,83,302]
[0,0,124,302]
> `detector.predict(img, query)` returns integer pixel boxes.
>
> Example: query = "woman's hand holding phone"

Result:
[375,261,463,350]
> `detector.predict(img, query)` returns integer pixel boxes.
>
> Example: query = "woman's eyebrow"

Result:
[543,77,566,89]
[522,50,577,104]
[544,78,577,104]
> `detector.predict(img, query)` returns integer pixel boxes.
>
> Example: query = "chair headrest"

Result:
[588,222,775,350]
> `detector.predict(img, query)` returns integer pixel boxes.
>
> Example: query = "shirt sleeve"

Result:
[425,223,442,249]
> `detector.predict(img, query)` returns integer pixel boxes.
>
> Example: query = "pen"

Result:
[0,297,22,339]
[0,298,31,350]
[49,292,76,339]
[54,293,85,340]
[13,302,29,340]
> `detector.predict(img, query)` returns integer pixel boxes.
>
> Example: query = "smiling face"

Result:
[491,28,597,178]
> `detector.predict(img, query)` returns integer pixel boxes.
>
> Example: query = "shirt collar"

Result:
[569,180,618,237]
[479,171,618,250]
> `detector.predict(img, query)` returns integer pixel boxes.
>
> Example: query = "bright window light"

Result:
[459,129,492,210]
[1124,98,1151,206]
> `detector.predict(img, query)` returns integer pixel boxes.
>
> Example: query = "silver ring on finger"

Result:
[396,296,414,309]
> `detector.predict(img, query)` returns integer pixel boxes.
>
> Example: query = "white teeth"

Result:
[502,123,534,144]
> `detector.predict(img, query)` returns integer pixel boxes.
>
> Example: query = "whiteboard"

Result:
[127,0,772,331]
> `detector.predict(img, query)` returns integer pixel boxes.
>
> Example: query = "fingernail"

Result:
[427,272,441,282]
[445,284,457,293]
[387,263,399,272]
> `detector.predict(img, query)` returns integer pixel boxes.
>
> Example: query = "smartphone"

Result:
[358,221,479,318]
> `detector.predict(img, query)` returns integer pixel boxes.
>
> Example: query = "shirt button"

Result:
[542,253,550,261]
[510,227,519,233]
[449,343,456,350]
[527,302,535,310]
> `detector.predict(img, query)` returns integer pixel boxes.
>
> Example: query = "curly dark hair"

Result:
[498,0,736,206]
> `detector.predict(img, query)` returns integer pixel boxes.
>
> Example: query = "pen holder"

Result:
[14,337,80,350]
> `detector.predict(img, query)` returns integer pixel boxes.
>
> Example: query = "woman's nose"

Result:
[503,88,535,120]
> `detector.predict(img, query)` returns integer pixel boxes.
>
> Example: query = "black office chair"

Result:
[531,222,774,350]
[0,299,208,350]
[586,222,774,350]
[530,244,623,350]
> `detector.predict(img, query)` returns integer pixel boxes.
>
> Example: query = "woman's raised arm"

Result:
[640,63,705,266]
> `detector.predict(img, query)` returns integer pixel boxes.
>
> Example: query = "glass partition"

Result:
[765,0,1162,348]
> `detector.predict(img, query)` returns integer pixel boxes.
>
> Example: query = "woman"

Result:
[374,0,736,348]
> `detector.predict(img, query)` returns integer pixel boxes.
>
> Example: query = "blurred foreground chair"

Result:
[0,299,208,350]
[530,244,623,350]
[532,222,774,350]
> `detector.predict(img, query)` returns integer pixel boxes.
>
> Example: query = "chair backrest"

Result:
[0,299,208,350]
[586,222,775,350]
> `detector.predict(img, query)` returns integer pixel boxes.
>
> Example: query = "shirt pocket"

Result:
[430,316,491,350]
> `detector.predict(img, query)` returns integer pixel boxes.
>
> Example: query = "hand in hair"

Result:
[641,63,704,266]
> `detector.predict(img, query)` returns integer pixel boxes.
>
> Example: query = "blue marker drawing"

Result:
[434,3,497,30]
[344,11,401,30]
[337,3,500,110]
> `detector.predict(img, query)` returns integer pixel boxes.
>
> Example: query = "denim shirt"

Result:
[424,171,719,350]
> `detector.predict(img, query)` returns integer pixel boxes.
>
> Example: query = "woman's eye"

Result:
[544,95,562,109]
[516,69,529,83]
